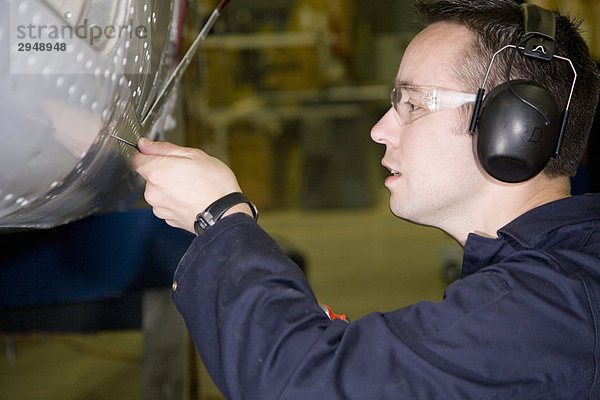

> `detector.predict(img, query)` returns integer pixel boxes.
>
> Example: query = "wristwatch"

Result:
[194,192,258,235]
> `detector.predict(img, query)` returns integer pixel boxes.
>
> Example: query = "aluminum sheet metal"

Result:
[0,0,184,228]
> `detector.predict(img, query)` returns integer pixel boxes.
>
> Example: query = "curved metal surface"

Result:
[0,0,183,228]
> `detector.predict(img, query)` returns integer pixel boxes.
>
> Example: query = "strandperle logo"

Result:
[9,0,153,75]
[15,18,149,47]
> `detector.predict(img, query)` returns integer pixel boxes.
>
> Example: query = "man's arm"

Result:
[171,221,595,399]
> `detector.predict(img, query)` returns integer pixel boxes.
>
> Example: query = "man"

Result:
[133,0,600,398]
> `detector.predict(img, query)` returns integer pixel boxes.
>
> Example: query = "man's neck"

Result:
[447,176,572,247]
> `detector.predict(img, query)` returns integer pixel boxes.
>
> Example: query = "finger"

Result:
[131,150,180,182]
[137,138,196,158]
[130,151,153,177]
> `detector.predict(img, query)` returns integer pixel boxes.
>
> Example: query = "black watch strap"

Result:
[194,192,258,235]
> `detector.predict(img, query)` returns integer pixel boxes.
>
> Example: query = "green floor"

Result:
[1,205,461,400]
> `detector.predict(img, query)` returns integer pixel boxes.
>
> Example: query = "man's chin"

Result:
[389,200,432,227]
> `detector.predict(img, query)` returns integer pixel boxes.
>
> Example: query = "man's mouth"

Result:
[382,161,401,178]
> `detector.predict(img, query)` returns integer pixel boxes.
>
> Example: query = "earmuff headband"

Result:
[522,3,556,61]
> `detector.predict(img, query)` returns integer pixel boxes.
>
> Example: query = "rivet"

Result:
[172,281,178,292]
[18,2,28,15]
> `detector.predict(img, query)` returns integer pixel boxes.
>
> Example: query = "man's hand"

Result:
[132,138,246,234]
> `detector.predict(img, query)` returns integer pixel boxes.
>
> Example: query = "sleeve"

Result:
[170,214,593,400]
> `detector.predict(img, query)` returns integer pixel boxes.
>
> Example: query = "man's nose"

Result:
[370,107,400,147]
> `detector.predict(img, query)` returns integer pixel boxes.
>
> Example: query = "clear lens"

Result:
[390,86,431,125]
[390,85,476,125]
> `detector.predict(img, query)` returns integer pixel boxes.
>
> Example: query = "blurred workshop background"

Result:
[1,0,599,399]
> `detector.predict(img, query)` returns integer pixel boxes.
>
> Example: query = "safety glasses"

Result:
[390,85,477,125]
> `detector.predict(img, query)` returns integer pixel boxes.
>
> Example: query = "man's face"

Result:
[371,22,486,229]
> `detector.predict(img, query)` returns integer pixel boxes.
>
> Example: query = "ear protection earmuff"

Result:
[469,4,578,183]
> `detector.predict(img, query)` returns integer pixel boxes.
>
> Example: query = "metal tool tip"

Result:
[109,134,139,151]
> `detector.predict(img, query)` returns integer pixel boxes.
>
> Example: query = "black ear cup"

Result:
[474,80,561,183]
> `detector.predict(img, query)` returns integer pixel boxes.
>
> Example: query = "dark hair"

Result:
[415,0,600,178]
